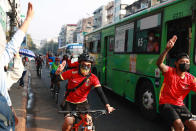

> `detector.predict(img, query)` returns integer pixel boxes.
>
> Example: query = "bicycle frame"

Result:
[170,114,196,131]
[72,114,91,131]
[59,110,106,131]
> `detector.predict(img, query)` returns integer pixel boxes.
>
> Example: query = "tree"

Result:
[26,34,38,53]
[40,40,58,55]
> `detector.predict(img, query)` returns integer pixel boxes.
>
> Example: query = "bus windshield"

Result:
[66,43,83,57]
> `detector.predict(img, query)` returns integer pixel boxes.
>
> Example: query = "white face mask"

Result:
[0,25,6,56]
[149,36,154,41]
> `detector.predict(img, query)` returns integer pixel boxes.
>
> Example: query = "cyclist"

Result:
[50,57,61,91]
[63,54,79,70]
[56,52,115,131]
[156,35,196,131]
[36,54,43,76]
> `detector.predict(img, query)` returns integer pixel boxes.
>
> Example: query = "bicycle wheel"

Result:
[50,85,55,99]
[39,68,41,77]
[54,84,59,104]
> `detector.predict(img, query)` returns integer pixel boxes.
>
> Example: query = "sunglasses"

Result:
[81,63,91,68]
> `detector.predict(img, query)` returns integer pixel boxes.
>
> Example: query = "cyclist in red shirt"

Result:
[56,52,115,131]
[62,54,79,70]
[157,35,196,131]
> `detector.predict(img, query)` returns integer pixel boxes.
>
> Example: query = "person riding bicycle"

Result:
[156,35,196,131]
[50,57,61,91]
[56,52,115,131]
[63,54,79,70]
[36,54,43,76]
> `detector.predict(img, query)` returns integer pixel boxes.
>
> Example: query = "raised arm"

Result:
[156,35,177,73]
[0,3,34,67]
[19,2,34,33]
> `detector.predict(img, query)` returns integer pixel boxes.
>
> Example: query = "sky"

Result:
[20,0,118,45]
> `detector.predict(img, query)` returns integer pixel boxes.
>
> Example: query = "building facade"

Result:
[114,0,130,22]
[93,6,107,29]
[106,1,115,24]
[125,0,170,17]
[58,24,77,48]
[74,16,94,43]
[66,24,77,43]
[58,25,66,48]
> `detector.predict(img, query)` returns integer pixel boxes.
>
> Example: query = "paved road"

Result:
[27,63,170,131]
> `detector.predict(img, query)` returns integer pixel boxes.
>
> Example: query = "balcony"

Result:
[106,1,114,10]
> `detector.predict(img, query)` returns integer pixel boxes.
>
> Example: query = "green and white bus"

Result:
[85,0,196,118]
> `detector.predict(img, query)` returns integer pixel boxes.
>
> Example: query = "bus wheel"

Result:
[138,81,157,120]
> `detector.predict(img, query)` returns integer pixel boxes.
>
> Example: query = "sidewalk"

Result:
[10,70,30,131]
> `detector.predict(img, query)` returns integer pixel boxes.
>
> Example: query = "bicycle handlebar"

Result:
[181,113,196,120]
[58,110,107,114]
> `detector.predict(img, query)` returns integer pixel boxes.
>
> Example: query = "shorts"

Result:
[63,101,90,117]
[159,104,192,126]
[0,94,15,131]
[50,73,57,83]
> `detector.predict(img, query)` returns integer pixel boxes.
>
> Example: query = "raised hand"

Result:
[166,35,177,50]
[20,2,34,33]
[26,2,34,20]
[55,60,66,75]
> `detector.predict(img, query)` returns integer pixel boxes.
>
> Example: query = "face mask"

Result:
[179,63,190,72]
[80,64,91,76]
[149,36,154,41]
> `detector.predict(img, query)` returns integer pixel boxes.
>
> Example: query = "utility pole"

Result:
[7,0,17,38]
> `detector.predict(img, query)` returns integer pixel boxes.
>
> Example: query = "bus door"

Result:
[166,16,193,110]
[166,17,192,67]
[104,36,114,88]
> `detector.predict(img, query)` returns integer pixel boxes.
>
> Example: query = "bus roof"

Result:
[66,43,83,48]
[85,0,183,36]
[59,43,83,49]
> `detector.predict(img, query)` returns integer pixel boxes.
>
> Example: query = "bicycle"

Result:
[36,64,42,77]
[59,110,107,131]
[50,79,60,104]
[54,81,60,104]
[170,113,196,131]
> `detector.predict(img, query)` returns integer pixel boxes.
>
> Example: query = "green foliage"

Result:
[26,34,38,53]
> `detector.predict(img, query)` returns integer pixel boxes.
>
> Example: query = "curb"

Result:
[15,71,31,131]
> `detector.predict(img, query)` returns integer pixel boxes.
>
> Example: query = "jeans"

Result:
[0,94,15,131]
[19,70,27,86]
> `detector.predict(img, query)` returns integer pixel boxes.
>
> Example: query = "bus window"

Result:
[92,41,98,53]
[89,42,93,53]
[91,40,101,53]
[109,37,114,51]
[115,22,134,53]
[97,40,101,53]
[166,17,192,66]
[133,13,161,53]
[125,28,134,52]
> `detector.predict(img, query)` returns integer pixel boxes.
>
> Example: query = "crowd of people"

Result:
[1,2,196,131]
